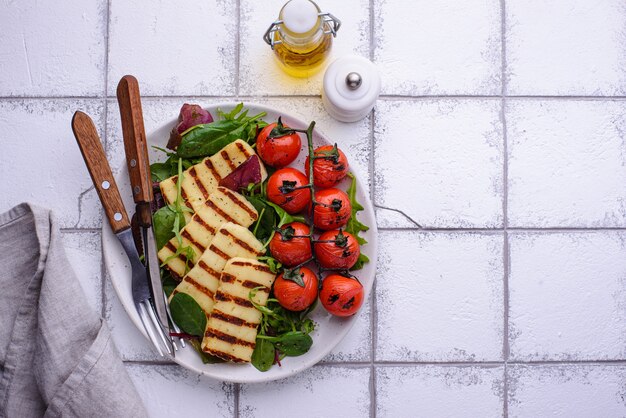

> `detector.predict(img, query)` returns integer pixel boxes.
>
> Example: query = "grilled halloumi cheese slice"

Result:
[169,222,264,315]
[157,187,258,279]
[202,258,276,363]
[160,140,268,213]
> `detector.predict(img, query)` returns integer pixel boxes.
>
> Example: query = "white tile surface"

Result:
[0,100,105,228]
[61,231,103,314]
[376,231,504,362]
[374,99,503,228]
[508,365,626,418]
[239,0,370,96]
[374,0,502,95]
[509,232,626,361]
[506,0,626,96]
[0,0,106,96]
[376,366,504,418]
[507,100,626,227]
[240,366,370,418]
[126,364,234,417]
[108,0,236,96]
[3,0,626,415]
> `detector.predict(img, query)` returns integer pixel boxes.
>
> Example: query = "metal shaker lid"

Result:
[322,55,381,122]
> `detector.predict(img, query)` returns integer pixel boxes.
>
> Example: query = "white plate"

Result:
[102,103,377,383]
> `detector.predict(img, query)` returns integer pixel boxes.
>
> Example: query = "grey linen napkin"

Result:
[0,203,148,418]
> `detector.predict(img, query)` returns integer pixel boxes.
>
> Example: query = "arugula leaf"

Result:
[169,293,207,336]
[257,256,283,274]
[345,172,370,270]
[265,201,306,227]
[251,338,275,372]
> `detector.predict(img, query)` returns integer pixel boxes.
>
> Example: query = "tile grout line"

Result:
[4,94,626,100]
[500,0,509,415]
[234,383,240,418]
[100,0,112,320]
[368,1,377,416]
[235,0,241,99]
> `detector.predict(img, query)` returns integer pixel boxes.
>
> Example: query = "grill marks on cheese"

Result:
[202,258,276,363]
[170,223,264,315]
[157,188,258,279]
[160,140,268,213]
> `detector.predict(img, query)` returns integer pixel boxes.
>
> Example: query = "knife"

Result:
[71,110,172,356]
[116,75,171,334]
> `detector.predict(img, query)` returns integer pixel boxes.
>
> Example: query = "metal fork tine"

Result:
[145,301,174,355]
[137,302,164,357]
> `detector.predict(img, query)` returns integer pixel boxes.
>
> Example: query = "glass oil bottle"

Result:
[263,0,341,78]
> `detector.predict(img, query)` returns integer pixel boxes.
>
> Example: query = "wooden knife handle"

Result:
[71,111,130,233]
[116,75,153,219]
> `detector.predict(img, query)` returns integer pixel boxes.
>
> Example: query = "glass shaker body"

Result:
[264,0,340,78]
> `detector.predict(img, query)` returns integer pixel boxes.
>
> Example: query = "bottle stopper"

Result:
[322,55,381,122]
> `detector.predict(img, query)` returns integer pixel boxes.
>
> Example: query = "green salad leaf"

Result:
[176,104,267,158]
[169,292,207,337]
[344,172,370,270]
[251,338,275,372]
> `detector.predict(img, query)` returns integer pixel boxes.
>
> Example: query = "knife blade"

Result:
[71,110,171,356]
[116,75,171,332]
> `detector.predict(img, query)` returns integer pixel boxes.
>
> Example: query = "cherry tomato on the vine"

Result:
[305,145,349,188]
[313,188,352,230]
[267,168,311,214]
[315,229,360,269]
[274,267,319,312]
[320,274,364,317]
[256,121,301,168]
[269,222,312,267]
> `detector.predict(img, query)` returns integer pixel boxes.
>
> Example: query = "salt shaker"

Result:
[322,55,381,122]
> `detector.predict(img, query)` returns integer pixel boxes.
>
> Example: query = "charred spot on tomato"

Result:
[342,249,352,258]
[335,164,345,171]
[330,198,343,212]
[328,293,340,304]
[279,180,298,194]
[342,296,356,310]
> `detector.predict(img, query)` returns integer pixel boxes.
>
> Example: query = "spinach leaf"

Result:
[169,292,207,337]
[259,331,313,357]
[161,269,178,297]
[274,331,313,356]
[150,162,174,182]
[246,196,276,242]
[176,105,267,158]
[251,338,275,372]
[152,206,182,249]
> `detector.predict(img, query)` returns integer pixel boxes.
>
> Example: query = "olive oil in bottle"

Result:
[263,0,340,78]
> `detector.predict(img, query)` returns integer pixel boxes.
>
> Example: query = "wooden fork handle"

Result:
[116,75,152,210]
[71,111,130,233]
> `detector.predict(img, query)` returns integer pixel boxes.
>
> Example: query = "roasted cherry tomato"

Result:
[315,230,360,269]
[267,168,311,214]
[320,274,364,317]
[269,222,312,267]
[274,267,319,312]
[256,121,301,168]
[305,145,349,188]
[313,188,351,230]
